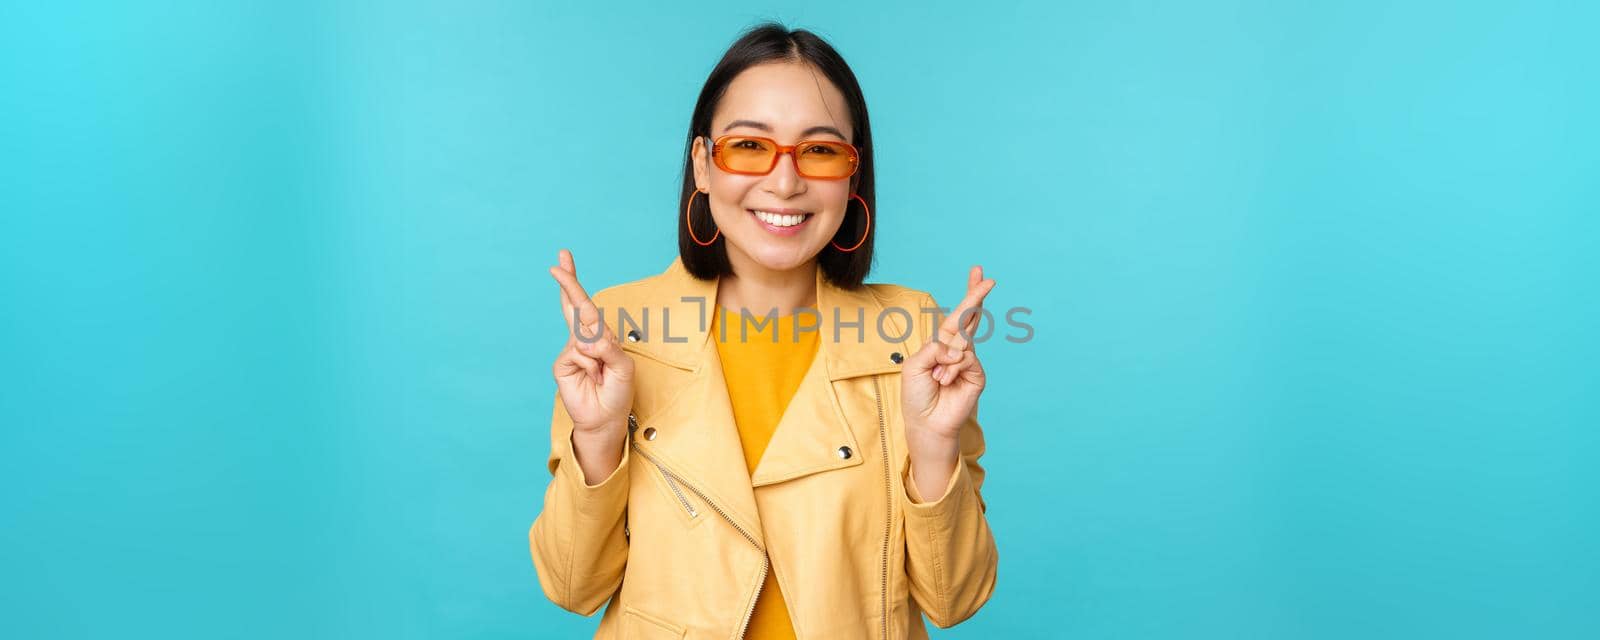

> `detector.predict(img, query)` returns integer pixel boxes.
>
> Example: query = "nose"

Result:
[761,149,806,199]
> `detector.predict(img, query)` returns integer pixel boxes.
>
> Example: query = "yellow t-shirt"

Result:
[711,304,819,640]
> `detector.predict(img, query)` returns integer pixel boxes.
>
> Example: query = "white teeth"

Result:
[752,210,807,227]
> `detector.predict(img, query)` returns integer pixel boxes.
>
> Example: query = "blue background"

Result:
[2,1,1595,637]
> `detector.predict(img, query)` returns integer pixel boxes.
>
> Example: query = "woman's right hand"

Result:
[549,249,635,439]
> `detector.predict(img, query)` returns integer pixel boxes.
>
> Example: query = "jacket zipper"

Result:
[646,453,698,518]
[631,443,768,639]
[873,376,890,640]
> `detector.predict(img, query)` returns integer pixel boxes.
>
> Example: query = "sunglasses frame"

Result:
[707,134,860,180]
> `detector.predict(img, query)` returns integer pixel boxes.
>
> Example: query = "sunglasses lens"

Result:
[717,136,778,173]
[714,136,859,178]
[796,141,858,178]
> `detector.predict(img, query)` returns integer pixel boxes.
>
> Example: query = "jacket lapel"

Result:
[619,260,765,539]
[750,265,911,487]
[619,259,917,535]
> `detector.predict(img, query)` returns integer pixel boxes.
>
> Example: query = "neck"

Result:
[718,253,818,317]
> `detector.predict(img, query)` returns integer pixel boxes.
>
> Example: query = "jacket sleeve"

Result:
[899,292,1000,628]
[528,391,631,616]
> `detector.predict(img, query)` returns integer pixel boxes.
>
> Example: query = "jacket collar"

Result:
[623,257,910,381]
[618,258,915,535]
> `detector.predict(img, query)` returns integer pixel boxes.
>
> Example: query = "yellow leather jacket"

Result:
[529,258,998,638]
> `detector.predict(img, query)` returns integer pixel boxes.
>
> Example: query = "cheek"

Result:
[707,178,757,223]
[813,188,854,233]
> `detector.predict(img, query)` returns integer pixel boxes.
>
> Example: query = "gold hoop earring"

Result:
[686,189,719,246]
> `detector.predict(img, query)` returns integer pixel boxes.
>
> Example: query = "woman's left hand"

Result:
[902,266,996,448]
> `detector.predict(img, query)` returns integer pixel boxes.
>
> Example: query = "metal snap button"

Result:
[643,427,657,441]
[889,352,904,364]
[837,445,853,459]
[626,330,641,343]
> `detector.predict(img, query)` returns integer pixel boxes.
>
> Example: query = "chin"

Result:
[745,244,824,272]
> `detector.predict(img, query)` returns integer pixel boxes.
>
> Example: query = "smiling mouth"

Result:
[747,209,813,228]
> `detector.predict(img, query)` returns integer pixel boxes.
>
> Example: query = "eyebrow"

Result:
[721,119,848,141]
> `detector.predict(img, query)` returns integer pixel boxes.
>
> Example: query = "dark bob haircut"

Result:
[678,22,875,289]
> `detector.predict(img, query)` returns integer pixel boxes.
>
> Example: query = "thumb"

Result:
[579,326,635,382]
[902,335,944,378]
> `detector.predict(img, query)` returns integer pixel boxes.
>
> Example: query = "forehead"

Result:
[712,61,853,142]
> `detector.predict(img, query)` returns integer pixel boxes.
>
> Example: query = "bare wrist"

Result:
[570,424,627,486]
[906,423,959,457]
[572,423,625,450]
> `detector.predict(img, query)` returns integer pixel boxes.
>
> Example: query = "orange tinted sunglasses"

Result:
[708,134,860,180]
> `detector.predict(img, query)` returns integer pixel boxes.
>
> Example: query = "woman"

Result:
[529,23,999,639]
